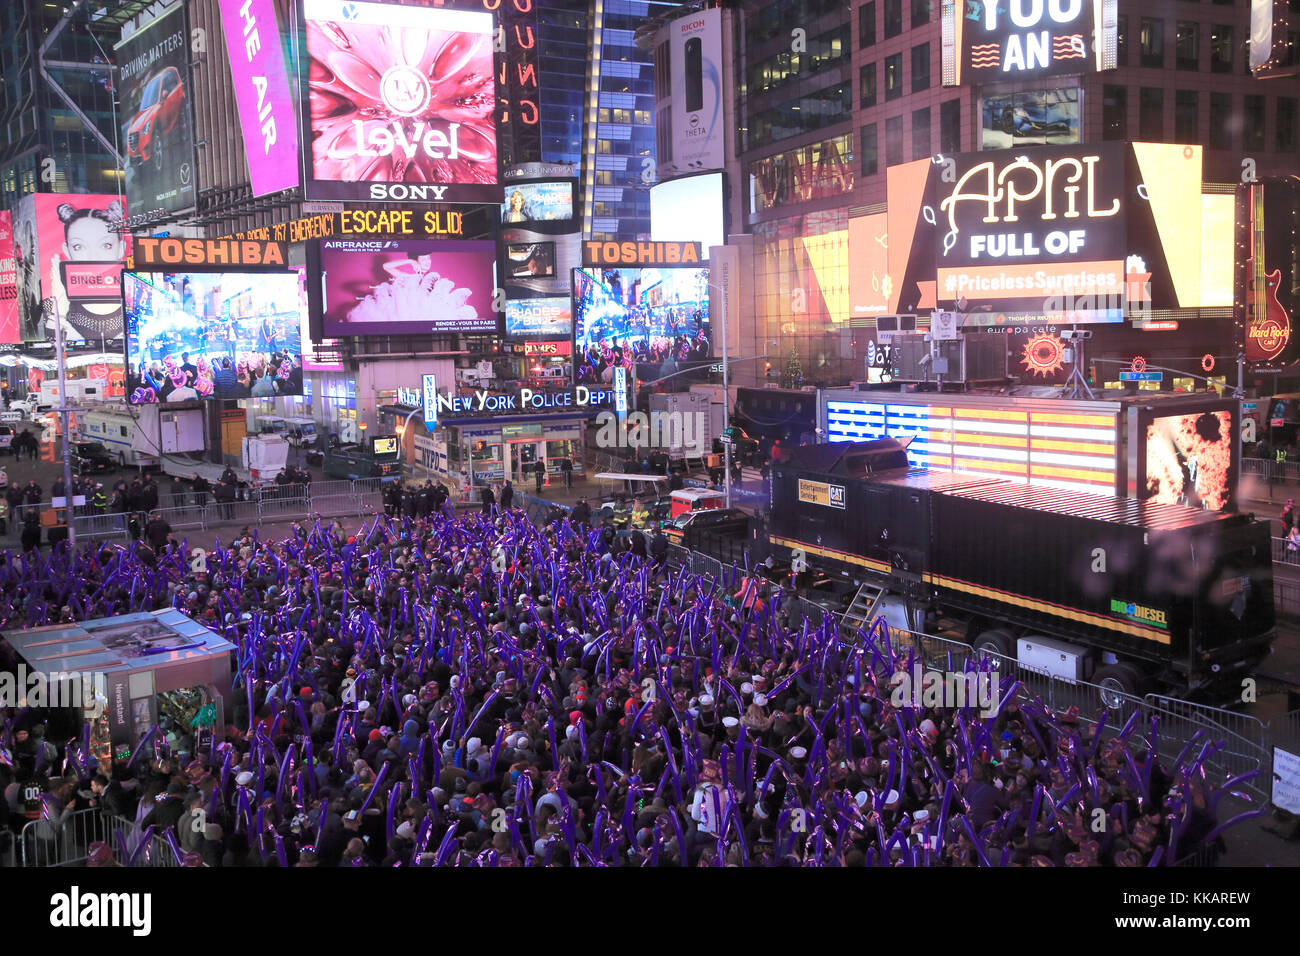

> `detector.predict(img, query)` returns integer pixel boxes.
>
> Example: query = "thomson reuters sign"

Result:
[129,237,289,271]
[583,240,703,267]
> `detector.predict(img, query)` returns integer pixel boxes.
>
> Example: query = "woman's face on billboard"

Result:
[64,215,124,261]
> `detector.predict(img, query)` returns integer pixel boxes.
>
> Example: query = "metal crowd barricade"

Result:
[1142,693,1270,800]
[1274,578,1300,617]
[18,806,116,867]
[71,511,130,540]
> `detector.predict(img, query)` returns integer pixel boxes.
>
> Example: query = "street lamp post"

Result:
[54,312,76,548]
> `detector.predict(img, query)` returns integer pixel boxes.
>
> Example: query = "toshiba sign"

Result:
[130,237,288,271]
[582,240,703,267]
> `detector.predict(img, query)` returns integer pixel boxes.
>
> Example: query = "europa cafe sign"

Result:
[935,143,1126,309]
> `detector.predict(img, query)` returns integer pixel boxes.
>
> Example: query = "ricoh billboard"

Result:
[655,8,725,175]
[297,0,499,204]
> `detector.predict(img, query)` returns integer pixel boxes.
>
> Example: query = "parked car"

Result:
[71,441,116,476]
[0,424,12,451]
[127,65,186,170]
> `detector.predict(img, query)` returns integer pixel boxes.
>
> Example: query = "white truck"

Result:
[242,434,290,483]
[80,404,205,468]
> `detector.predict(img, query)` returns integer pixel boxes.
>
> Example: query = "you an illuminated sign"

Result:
[223,206,464,244]
[943,0,1118,85]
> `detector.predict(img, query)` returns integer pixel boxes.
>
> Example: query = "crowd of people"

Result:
[0,503,1258,867]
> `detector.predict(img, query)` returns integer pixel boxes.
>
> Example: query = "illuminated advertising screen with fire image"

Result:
[1143,409,1236,512]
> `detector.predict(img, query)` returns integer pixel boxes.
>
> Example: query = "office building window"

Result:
[1279,97,1298,152]
[859,1,876,48]
[1243,95,1266,150]
[1140,88,1164,141]
[912,107,931,160]
[1103,86,1127,140]
[861,123,878,176]
[1176,21,1199,69]
[911,43,930,92]
[1210,25,1233,72]
[885,114,903,167]
[860,63,877,107]
[911,0,931,28]
[1175,90,1199,142]
[1140,18,1164,67]
[1208,93,1233,150]
[885,53,903,100]
[940,98,960,153]
[884,0,902,38]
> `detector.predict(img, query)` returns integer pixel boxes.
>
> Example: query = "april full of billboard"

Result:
[124,270,303,404]
[942,0,1118,86]
[299,0,498,204]
[13,193,130,344]
[219,0,299,198]
[317,238,496,335]
[115,3,197,224]
[658,8,725,174]
[935,143,1128,315]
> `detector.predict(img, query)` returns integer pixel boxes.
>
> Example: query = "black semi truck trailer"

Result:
[764,439,1275,700]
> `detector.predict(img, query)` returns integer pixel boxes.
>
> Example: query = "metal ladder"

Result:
[839,580,885,641]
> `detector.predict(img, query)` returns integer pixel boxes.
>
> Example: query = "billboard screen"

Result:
[0,211,17,344]
[14,194,130,343]
[849,212,890,317]
[505,297,571,339]
[934,143,1127,316]
[299,0,498,204]
[1142,409,1236,512]
[943,0,1118,86]
[219,0,299,197]
[505,241,555,280]
[501,228,579,297]
[650,173,724,250]
[115,3,197,224]
[318,238,496,335]
[572,266,711,385]
[502,181,574,223]
[980,88,1080,149]
[124,270,302,404]
[657,8,725,175]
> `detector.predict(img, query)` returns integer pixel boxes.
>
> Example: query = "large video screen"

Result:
[502,181,574,223]
[124,271,302,404]
[572,267,710,385]
[1143,410,1235,512]
[299,0,498,204]
[319,238,496,335]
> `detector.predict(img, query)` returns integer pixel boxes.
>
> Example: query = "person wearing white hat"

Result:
[742,694,773,733]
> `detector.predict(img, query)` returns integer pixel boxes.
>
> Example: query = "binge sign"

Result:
[945,0,1118,85]
[935,143,1126,308]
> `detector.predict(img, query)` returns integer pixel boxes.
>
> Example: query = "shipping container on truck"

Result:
[766,439,1275,701]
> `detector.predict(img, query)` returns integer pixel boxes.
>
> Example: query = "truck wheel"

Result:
[973,626,1014,665]
[1093,663,1144,710]
[118,452,126,469]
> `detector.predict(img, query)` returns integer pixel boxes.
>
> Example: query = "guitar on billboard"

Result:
[1244,182,1291,363]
